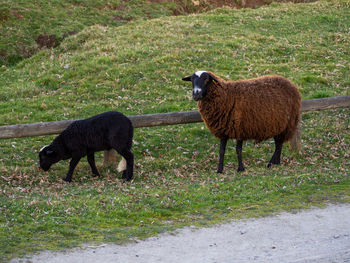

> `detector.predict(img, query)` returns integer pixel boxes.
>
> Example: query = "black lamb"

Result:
[39,111,134,182]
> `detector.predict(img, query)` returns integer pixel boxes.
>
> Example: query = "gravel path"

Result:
[13,204,350,263]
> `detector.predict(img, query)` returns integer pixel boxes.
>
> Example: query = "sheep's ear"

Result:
[208,73,219,83]
[182,76,192,81]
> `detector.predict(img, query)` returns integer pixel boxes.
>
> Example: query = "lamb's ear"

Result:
[182,76,192,82]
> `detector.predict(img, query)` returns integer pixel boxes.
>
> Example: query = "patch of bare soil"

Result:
[35,34,60,49]
[35,31,76,49]
[208,0,268,9]
[0,9,24,22]
[149,0,313,10]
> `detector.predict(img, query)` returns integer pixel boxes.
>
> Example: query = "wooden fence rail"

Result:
[1,96,349,164]
[0,111,202,139]
[1,96,349,140]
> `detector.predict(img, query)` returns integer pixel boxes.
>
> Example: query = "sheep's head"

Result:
[39,145,61,171]
[182,71,218,101]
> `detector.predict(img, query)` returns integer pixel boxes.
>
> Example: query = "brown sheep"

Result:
[182,71,301,173]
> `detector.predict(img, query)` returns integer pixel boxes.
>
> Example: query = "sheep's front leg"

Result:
[64,157,81,182]
[217,137,228,174]
[236,140,245,172]
[87,152,100,177]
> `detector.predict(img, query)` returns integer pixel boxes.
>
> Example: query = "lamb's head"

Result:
[39,145,62,171]
[182,71,218,101]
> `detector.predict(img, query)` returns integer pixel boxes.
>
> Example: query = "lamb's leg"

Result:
[267,137,283,168]
[87,152,100,177]
[117,148,134,181]
[236,140,245,172]
[64,156,81,182]
[217,137,228,174]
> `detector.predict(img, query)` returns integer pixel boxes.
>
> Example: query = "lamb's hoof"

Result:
[63,177,72,183]
[122,176,133,182]
[217,169,223,174]
[122,170,128,179]
[92,172,100,177]
[237,166,245,172]
[267,163,272,168]
[122,171,133,181]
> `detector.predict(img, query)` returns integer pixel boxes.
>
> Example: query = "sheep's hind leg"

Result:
[267,136,283,168]
[64,156,81,182]
[217,137,228,174]
[236,140,245,172]
[116,148,134,181]
[87,152,100,177]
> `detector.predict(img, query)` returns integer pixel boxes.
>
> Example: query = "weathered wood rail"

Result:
[0,111,202,139]
[0,96,349,164]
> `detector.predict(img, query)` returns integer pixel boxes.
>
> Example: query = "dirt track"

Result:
[13,204,350,263]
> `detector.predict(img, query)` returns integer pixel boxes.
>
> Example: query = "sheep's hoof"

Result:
[217,169,223,174]
[237,167,245,172]
[122,171,133,181]
[122,170,128,179]
[92,172,100,177]
[267,161,280,168]
[63,177,72,183]
[122,176,133,182]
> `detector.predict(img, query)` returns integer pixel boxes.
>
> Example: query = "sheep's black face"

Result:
[182,71,211,101]
[39,146,61,171]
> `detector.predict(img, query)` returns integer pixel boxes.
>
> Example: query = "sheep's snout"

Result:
[193,86,203,101]
[193,93,202,101]
[39,154,52,171]
[39,163,51,172]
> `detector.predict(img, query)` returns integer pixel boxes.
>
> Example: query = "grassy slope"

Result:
[1,0,227,66]
[0,0,349,125]
[1,0,350,260]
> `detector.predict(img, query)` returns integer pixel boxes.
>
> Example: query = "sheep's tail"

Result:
[117,157,127,172]
[284,112,301,142]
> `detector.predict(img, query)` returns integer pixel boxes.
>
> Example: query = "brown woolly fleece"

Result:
[197,72,301,142]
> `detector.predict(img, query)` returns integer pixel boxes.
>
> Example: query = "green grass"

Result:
[0,0,190,65]
[0,0,327,66]
[0,0,238,66]
[1,0,350,261]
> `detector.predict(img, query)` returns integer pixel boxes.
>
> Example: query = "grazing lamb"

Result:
[182,71,301,173]
[39,111,134,182]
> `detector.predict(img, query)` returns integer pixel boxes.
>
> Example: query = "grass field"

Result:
[0,0,349,261]
[0,0,198,66]
[0,0,260,66]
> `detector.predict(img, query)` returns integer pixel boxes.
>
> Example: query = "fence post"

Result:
[103,149,118,166]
